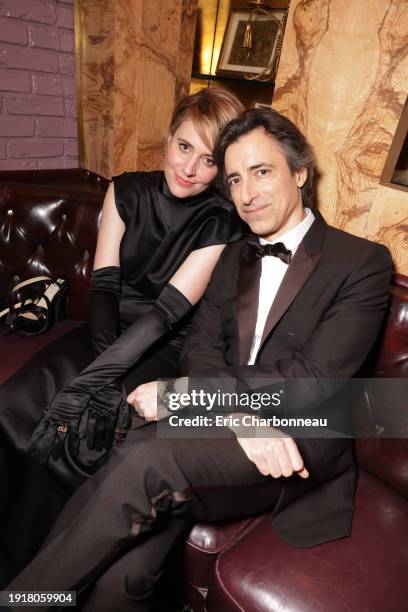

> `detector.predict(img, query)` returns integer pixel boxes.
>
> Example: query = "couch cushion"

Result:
[0,320,85,385]
[184,519,255,591]
[206,471,408,612]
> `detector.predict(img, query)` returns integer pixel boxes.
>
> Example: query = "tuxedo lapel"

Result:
[259,243,323,348]
[237,252,261,365]
[258,210,326,352]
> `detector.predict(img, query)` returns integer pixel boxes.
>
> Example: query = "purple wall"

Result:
[0,0,79,170]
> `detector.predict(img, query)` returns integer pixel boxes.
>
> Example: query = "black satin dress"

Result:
[0,171,245,586]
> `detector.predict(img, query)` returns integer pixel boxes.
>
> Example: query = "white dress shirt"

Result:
[247,208,315,365]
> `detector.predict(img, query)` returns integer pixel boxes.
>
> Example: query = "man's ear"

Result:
[296,167,307,188]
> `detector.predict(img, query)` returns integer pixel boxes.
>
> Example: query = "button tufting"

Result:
[13,275,20,283]
[62,214,67,221]
[7,209,13,216]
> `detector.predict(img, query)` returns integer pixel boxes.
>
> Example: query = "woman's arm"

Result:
[30,236,229,460]
[94,183,125,270]
[90,183,126,356]
[127,244,226,420]
[168,244,225,305]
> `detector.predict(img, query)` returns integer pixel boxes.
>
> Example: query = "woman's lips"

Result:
[175,174,193,187]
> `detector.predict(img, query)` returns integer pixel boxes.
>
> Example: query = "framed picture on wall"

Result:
[216,9,287,79]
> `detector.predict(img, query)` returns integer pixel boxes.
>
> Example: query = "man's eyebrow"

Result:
[249,162,273,171]
[226,162,273,180]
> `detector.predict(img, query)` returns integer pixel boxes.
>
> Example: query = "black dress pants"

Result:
[7,424,324,612]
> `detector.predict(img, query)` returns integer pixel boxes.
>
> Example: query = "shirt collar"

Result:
[259,208,315,254]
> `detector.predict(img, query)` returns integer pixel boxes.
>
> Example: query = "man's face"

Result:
[225,127,307,241]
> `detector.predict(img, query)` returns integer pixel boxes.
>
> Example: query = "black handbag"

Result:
[0,275,69,336]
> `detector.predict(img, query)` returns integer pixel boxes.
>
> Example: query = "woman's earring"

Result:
[163,151,167,158]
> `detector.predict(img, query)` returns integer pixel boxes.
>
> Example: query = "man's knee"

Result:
[91,553,156,603]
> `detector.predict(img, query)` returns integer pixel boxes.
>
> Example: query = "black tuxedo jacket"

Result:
[181,210,392,547]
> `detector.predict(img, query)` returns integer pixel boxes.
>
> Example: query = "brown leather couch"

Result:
[1,169,407,611]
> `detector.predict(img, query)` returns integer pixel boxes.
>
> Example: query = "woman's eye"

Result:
[203,157,215,167]
[179,143,189,152]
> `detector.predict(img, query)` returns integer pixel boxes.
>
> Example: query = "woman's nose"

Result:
[182,156,198,177]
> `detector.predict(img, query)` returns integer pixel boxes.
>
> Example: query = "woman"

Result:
[0,87,245,586]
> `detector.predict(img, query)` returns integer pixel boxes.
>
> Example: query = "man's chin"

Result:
[246,221,275,238]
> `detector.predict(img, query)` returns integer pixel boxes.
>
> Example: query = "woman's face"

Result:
[164,118,217,198]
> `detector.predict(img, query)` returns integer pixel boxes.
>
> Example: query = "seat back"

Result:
[0,169,108,320]
[355,274,408,498]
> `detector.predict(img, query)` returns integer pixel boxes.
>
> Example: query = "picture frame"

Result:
[254,102,272,109]
[216,9,287,80]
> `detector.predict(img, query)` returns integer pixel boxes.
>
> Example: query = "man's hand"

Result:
[127,381,158,422]
[236,427,309,479]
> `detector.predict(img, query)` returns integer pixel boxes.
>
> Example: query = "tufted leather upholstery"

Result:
[0,169,108,321]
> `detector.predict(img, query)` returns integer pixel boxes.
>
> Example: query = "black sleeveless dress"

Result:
[0,171,245,586]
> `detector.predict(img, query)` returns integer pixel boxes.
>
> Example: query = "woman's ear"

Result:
[296,167,307,188]
[163,135,171,158]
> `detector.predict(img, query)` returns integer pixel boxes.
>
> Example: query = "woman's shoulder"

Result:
[207,186,235,211]
[192,187,248,247]
[112,170,162,196]
[111,171,163,224]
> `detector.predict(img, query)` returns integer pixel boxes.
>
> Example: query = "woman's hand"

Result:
[127,382,158,422]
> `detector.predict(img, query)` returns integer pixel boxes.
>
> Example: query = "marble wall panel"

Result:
[76,0,197,177]
[76,0,114,178]
[274,0,408,274]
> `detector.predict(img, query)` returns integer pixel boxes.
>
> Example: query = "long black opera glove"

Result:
[86,381,129,451]
[28,283,192,463]
[88,266,128,448]
[89,266,121,357]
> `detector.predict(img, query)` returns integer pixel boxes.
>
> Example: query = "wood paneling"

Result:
[76,0,197,178]
[273,0,408,273]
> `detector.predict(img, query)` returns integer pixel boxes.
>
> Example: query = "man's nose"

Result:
[241,179,256,206]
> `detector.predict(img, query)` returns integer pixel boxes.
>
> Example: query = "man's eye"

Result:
[228,177,240,187]
[257,168,270,177]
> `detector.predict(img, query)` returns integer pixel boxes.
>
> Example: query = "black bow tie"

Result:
[247,237,292,264]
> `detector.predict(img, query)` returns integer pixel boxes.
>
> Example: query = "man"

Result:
[8,109,392,611]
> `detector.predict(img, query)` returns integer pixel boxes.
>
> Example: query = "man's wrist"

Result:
[157,377,189,419]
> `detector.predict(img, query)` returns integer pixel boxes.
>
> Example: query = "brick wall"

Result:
[0,0,79,170]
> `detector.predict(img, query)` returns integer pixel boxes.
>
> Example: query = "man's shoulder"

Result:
[324,222,391,262]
